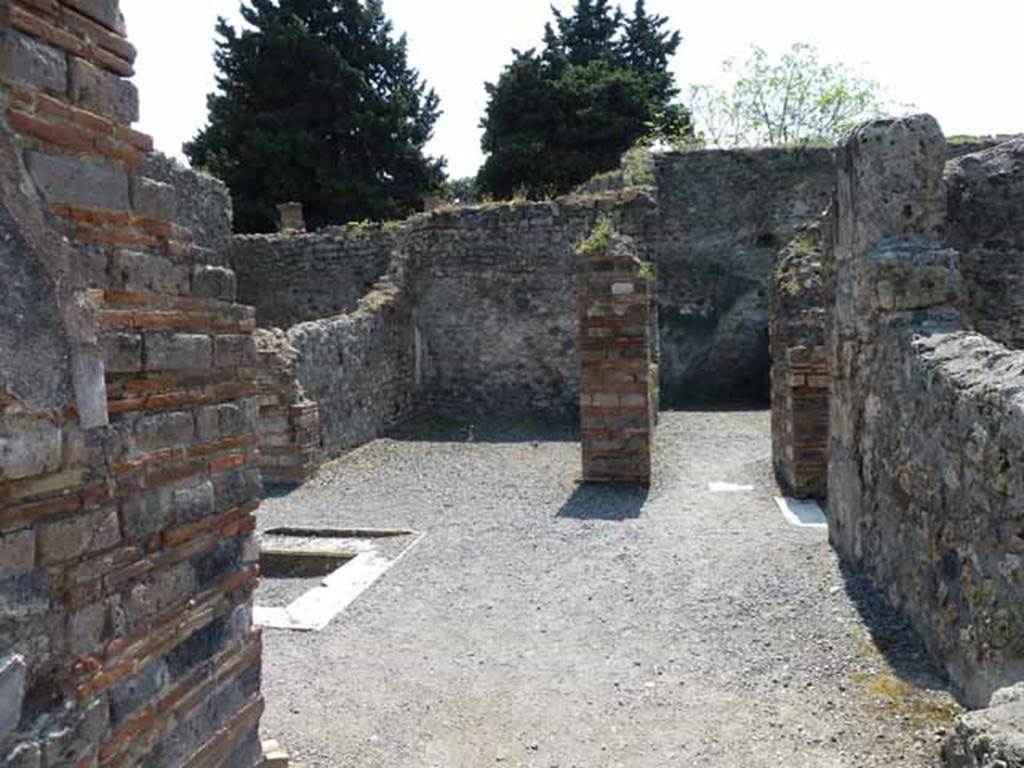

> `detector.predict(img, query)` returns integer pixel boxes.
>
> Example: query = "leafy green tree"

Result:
[186,0,444,233]
[478,0,690,199]
[687,43,890,148]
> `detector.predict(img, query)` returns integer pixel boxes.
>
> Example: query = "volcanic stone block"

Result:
[101,332,143,373]
[146,333,212,371]
[68,55,138,123]
[192,266,237,302]
[63,0,124,33]
[0,30,67,93]
[25,152,130,211]
[129,175,176,221]
[133,410,194,451]
[215,334,258,368]
[0,412,61,481]
[37,506,121,565]
[112,250,188,295]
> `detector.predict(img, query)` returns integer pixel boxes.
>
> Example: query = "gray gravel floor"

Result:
[256,411,961,768]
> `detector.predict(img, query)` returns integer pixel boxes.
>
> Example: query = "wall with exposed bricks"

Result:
[770,222,829,498]
[232,193,659,466]
[232,152,837,411]
[577,229,656,484]
[0,2,263,766]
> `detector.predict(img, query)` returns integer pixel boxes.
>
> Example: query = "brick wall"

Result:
[0,3,263,766]
[770,222,829,498]
[577,227,656,484]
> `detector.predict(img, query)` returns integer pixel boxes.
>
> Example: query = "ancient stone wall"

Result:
[770,222,830,498]
[233,192,659,462]
[408,193,658,414]
[286,262,415,456]
[233,151,836,411]
[828,115,1024,708]
[650,148,836,405]
[0,3,263,766]
[233,225,397,328]
[946,139,1024,349]
[253,329,322,486]
[577,227,656,484]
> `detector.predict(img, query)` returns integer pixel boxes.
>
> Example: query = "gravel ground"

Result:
[256,411,961,768]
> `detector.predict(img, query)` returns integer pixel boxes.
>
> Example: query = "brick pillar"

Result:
[770,222,830,498]
[577,222,656,484]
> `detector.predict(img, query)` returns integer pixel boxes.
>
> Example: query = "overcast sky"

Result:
[122,0,1023,179]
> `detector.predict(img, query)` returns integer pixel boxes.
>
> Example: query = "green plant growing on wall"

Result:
[577,215,617,256]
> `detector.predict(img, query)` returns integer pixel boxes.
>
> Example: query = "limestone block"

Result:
[0,411,61,481]
[130,175,177,221]
[37,506,121,565]
[145,333,212,371]
[120,485,173,542]
[192,266,237,302]
[0,529,35,579]
[112,250,189,295]
[871,242,961,311]
[171,478,215,524]
[133,410,194,452]
[63,0,125,34]
[71,348,109,430]
[215,334,258,368]
[0,30,67,93]
[101,332,143,373]
[25,152,130,211]
[68,56,138,124]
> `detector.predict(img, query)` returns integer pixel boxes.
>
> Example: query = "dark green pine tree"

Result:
[186,0,444,233]
[478,0,690,200]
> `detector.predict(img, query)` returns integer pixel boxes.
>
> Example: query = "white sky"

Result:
[122,0,1023,179]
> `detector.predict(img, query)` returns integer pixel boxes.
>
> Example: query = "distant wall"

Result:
[233,225,397,328]
[287,266,414,455]
[229,192,662,458]
[409,193,658,414]
[233,148,837,413]
[946,139,1024,349]
[650,148,836,405]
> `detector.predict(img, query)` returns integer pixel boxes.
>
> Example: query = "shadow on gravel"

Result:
[840,561,953,692]
[558,483,648,521]
[388,413,579,444]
